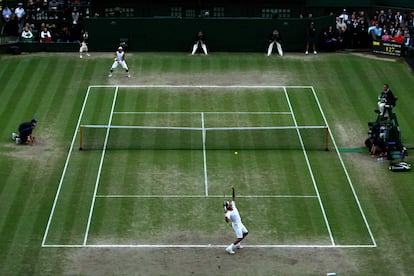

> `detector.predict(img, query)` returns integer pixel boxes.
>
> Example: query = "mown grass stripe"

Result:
[0,58,38,134]
[5,159,56,275]
[40,57,95,143]
[0,157,40,267]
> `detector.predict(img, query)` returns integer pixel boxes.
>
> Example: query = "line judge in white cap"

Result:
[108,46,131,78]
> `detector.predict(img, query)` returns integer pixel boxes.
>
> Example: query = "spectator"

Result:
[392,31,404,43]
[267,29,283,56]
[23,22,36,37]
[57,26,71,42]
[378,13,386,26]
[381,30,391,41]
[348,16,360,48]
[386,8,394,23]
[344,13,355,49]
[403,26,410,37]
[2,5,12,23]
[48,0,59,10]
[336,16,347,48]
[40,0,49,13]
[21,26,34,42]
[408,11,414,27]
[357,16,369,48]
[395,11,403,26]
[305,21,317,55]
[40,27,52,42]
[339,8,349,21]
[3,13,19,36]
[191,30,208,55]
[72,7,80,25]
[322,25,339,51]
[388,24,396,37]
[26,0,38,20]
[370,15,378,26]
[369,22,382,40]
[14,2,26,33]
[48,0,60,20]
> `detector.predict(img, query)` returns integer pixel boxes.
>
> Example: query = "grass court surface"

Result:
[0,52,413,275]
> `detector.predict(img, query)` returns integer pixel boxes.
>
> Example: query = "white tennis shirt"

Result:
[225,201,242,226]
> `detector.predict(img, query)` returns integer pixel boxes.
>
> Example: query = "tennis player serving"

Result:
[224,185,249,254]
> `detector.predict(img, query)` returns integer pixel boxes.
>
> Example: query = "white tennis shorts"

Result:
[111,60,128,70]
[233,223,248,238]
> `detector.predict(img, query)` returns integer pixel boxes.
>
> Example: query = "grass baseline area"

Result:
[41,84,376,249]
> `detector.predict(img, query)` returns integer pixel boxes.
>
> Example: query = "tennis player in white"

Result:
[224,185,248,254]
[108,46,130,78]
[79,41,89,58]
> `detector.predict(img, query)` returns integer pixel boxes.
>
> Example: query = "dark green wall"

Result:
[376,0,414,8]
[306,0,374,7]
[84,16,335,52]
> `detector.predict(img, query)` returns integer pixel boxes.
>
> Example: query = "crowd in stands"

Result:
[1,0,91,43]
[1,2,414,53]
[321,8,414,51]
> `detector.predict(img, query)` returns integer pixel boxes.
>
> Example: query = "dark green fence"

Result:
[83,16,335,52]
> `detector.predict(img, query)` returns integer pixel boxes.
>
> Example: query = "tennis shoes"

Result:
[226,247,235,254]
[226,243,243,255]
[11,133,20,144]
[108,73,131,78]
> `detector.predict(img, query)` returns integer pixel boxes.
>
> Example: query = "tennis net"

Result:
[79,125,329,150]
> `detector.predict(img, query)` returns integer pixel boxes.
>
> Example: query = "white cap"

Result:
[118,46,123,50]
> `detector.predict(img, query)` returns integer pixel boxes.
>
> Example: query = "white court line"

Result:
[82,87,119,246]
[113,111,292,114]
[310,87,377,247]
[95,195,318,198]
[42,244,376,248]
[43,84,375,248]
[88,85,314,89]
[201,112,209,197]
[283,87,335,246]
[41,86,93,247]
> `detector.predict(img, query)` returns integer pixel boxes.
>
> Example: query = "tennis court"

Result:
[42,85,375,248]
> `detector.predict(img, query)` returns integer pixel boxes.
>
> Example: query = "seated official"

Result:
[40,27,52,43]
[21,26,34,43]
[323,25,339,51]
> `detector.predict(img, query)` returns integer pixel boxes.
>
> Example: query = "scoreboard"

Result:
[372,40,404,57]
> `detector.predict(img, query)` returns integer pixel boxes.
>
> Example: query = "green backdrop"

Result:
[83,16,335,52]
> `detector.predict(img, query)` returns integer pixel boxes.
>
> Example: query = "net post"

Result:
[325,127,329,151]
[79,125,83,150]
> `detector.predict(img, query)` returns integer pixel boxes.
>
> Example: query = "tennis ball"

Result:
[234,151,238,155]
